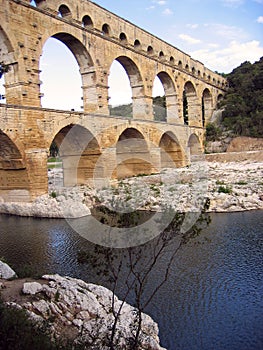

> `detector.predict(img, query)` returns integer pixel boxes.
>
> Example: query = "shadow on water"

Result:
[0,210,262,350]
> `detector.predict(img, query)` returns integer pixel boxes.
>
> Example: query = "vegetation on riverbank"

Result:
[207,57,263,141]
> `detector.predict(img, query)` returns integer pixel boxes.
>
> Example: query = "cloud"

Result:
[178,34,201,45]
[146,5,155,10]
[190,40,263,73]
[162,8,173,15]
[204,23,246,41]
[257,16,263,23]
[186,24,199,29]
[154,0,167,5]
[220,0,244,7]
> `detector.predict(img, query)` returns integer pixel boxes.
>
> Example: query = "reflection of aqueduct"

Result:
[0,0,226,202]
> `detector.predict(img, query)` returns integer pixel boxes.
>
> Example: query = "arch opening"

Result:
[134,39,141,50]
[202,88,213,127]
[108,60,132,113]
[147,46,154,55]
[183,90,188,125]
[116,128,153,179]
[109,56,144,118]
[48,124,101,188]
[58,5,71,18]
[102,23,110,36]
[40,35,94,111]
[159,132,184,168]
[0,130,30,201]
[119,32,127,44]
[170,56,175,64]
[0,73,5,104]
[159,51,164,60]
[0,130,25,170]
[188,133,202,159]
[0,26,15,104]
[152,76,166,122]
[183,81,198,126]
[82,15,93,28]
[153,72,178,122]
[31,0,45,7]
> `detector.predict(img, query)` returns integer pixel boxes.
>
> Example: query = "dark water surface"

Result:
[0,211,262,350]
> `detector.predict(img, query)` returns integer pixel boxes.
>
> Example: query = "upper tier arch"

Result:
[0,0,226,113]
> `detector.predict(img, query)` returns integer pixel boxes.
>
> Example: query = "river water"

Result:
[0,210,262,350]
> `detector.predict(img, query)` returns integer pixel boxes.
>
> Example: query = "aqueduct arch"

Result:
[116,127,153,179]
[202,88,213,127]
[0,0,226,201]
[159,132,184,169]
[183,81,200,127]
[188,134,203,159]
[112,56,145,119]
[155,72,178,124]
[41,32,97,113]
[50,124,101,187]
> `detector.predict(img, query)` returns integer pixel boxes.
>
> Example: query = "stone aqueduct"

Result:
[0,0,227,202]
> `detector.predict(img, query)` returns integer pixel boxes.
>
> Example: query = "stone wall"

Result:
[227,136,263,152]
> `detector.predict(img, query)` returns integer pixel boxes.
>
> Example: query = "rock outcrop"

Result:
[0,267,165,350]
[0,160,262,217]
[0,260,17,279]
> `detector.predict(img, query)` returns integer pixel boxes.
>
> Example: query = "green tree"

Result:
[78,200,210,349]
[219,57,263,137]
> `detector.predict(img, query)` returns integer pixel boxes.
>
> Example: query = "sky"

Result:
[1,0,263,108]
[93,0,263,73]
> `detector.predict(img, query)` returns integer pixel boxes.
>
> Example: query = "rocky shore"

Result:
[0,262,165,350]
[0,159,262,217]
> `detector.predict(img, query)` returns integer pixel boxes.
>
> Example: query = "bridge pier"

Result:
[0,148,48,202]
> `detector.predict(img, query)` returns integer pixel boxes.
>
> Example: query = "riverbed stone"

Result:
[0,260,17,279]
[22,281,43,295]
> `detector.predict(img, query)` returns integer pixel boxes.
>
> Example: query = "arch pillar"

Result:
[149,146,161,172]
[25,148,48,198]
[203,94,213,125]
[166,93,180,123]
[93,147,117,187]
[187,93,202,127]
[133,94,153,120]
[95,83,110,115]
[4,60,42,107]
[81,67,99,113]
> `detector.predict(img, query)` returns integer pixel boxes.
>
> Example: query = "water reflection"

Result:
[0,211,262,350]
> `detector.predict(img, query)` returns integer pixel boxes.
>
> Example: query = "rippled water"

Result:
[0,211,262,350]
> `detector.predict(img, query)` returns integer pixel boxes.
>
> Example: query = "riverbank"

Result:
[0,262,165,350]
[0,159,262,217]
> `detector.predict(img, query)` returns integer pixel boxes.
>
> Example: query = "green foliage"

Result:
[49,141,59,158]
[77,202,211,348]
[0,61,10,79]
[217,185,232,194]
[205,123,222,141]
[183,90,188,125]
[110,103,132,118]
[219,57,263,137]
[109,96,168,122]
[0,299,55,350]
[50,191,57,198]
[153,95,167,121]
[15,264,41,279]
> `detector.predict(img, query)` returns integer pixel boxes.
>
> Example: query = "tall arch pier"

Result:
[0,0,226,202]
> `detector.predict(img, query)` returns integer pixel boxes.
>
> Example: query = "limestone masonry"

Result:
[0,0,226,202]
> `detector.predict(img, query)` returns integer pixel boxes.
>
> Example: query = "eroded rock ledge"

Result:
[0,160,262,217]
[0,272,165,350]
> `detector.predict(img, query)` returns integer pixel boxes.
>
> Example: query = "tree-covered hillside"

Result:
[218,57,263,137]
